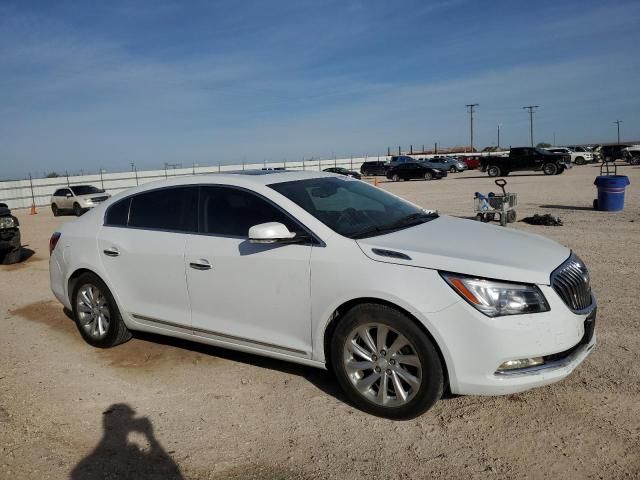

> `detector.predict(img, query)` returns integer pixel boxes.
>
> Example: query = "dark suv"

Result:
[598,145,629,163]
[360,160,388,176]
[386,162,447,181]
[0,203,21,264]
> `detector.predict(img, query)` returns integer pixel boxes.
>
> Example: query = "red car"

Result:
[462,156,481,170]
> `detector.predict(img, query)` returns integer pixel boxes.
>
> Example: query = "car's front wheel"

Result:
[424,171,433,181]
[51,204,60,217]
[73,203,83,216]
[575,156,585,165]
[487,165,500,177]
[392,174,400,182]
[330,303,444,419]
[72,272,132,348]
[449,166,456,173]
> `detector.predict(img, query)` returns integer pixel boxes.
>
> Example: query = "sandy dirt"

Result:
[1,164,639,479]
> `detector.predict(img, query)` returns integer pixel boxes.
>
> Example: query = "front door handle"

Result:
[103,247,120,257]
[189,259,211,271]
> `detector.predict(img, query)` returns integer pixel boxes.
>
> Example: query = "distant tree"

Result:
[46,172,60,178]
[536,142,552,148]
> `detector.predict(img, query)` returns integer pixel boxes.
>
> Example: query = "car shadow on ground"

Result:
[539,204,595,211]
[70,403,184,480]
[60,308,458,412]
[453,173,545,180]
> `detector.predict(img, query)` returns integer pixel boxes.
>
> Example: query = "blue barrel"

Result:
[593,175,630,211]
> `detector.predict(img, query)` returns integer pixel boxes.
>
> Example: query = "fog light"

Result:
[497,357,544,371]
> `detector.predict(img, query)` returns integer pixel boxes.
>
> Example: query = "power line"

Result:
[465,104,479,152]
[522,106,539,147]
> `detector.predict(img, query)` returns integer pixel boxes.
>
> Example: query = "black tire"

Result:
[487,165,500,177]
[593,199,598,210]
[51,204,60,217]
[392,174,400,182]
[502,171,510,176]
[1,247,22,265]
[449,166,456,173]
[629,156,640,166]
[543,163,558,175]
[575,156,585,166]
[507,210,517,223]
[363,170,370,176]
[330,303,444,420]
[424,171,433,181]
[73,203,83,216]
[71,272,132,348]
[556,166,565,175]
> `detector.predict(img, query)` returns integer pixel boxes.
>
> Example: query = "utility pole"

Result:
[465,104,479,152]
[614,120,622,144]
[497,123,502,149]
[522,105,539,147]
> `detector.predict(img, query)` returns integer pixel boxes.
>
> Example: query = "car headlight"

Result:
[0,216,17,229]
[440,272,550,317]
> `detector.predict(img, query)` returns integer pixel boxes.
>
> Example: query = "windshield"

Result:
[71,185,102,195]
[269,177,437,239]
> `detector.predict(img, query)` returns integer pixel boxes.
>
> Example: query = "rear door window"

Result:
[105,198,131,226]
[128,187,198,232]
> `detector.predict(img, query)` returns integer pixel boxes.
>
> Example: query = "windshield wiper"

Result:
[349,211,439,239]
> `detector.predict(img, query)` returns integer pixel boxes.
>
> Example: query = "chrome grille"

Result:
[551,254,593,312]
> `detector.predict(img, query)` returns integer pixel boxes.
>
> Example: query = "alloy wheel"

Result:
[76,283,111,339]
[343,323,423,407]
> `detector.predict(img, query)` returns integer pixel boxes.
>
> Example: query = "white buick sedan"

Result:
[49,171,596,418]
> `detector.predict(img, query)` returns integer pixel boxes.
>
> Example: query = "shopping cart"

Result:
[474,179,517,227]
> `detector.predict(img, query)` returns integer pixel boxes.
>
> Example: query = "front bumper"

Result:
[424,285,596,396]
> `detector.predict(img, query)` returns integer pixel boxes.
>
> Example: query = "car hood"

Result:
[356,215,569,285]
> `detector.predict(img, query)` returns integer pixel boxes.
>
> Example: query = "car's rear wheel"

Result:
[487,165,500,177]
[51,204,60,217]
[1,247,22,265]
[424,172,433,181]
[72,272,132,348]
[392,174,400,182]
[575,156,585,165]
[330,304,444,419]
[543,163,558,175]
[73,203,83,216]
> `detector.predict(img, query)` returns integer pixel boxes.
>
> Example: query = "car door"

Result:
[98,186,198,328]
[185,185,313,357]
[59,188,73,209]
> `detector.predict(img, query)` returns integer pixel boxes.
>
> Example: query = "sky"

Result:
[1,0,639,178]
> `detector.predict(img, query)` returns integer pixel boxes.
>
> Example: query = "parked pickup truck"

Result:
[480,147,571,177]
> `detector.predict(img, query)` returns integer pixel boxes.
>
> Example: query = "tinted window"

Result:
[200,186,301,237]
[128,187,197,232]
[105,198,131,226]
[71,185,102,195]
[53,189,66,196]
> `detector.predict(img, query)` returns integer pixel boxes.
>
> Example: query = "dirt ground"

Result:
[1,164,639,479]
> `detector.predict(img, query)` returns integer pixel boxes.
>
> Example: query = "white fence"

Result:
[1,157,375,210]
[1,151,505,210]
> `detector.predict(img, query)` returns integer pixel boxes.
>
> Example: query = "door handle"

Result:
[189,259,211,271]
[103,247,120,257]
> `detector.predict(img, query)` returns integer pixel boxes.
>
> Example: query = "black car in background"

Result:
[386,162,446,182]
[359,160,388,176]
[481,147,570,176]
[0,203,21,264]
[598,144,629,162]
[323,167,362,179]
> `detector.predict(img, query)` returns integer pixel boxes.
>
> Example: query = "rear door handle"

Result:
[103,247,120,257]
[189,259,211,271]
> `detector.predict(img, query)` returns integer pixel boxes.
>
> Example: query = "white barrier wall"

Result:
[0,157,375,210]
[0,151,506,210]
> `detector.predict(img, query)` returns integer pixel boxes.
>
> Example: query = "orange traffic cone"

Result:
[30,204,37,215]
[373,177,379,187]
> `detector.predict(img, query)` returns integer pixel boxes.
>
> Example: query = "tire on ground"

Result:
[71,272,132,348]
[330,303,444,420]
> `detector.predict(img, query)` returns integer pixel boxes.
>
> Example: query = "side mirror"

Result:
[66,193,73,198]
[248,222,296,244]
